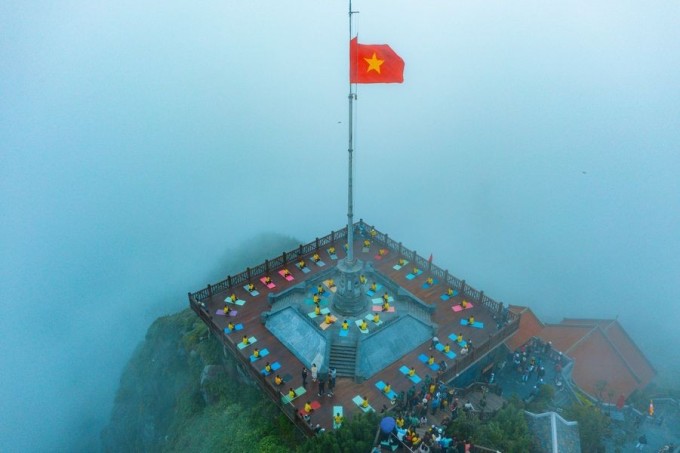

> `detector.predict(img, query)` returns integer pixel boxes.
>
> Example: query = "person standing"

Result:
[301,367,308,388]
[311,363,318,382]
[318,375,326,397]
[329,367,337,395]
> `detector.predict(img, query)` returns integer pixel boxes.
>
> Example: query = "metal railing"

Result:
[191,221,517,330]
[189,295,315,437]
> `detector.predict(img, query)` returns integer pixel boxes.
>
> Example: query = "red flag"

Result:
[350,37,404,84]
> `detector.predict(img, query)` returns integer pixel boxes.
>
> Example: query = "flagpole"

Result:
[346,0,356,265]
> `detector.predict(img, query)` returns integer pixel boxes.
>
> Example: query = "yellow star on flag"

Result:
[364,52,384,74]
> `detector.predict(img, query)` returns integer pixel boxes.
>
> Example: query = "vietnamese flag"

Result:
[350,37,404,84]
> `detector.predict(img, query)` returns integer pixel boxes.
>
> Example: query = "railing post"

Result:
[207,284,213,297]
[444,270,449,283]
[247,267,251,281]
[298,244,303,256]
[331,230,335,242]
[315,237,319,250]
[384,233,388,246]
[398,242,403,255]
[282,251,287,264]
[228,276,232,288]
[265,259,270,274]
[413,250,417,263]
[461,280,466,296]
[479,290,484,304]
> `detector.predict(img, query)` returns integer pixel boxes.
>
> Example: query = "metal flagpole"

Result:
[346,0,356,265]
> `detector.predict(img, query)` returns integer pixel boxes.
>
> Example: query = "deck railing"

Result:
[188,295,315,437]
[191,220,517,327]
[189,221,523,439]
[438,317,520,384]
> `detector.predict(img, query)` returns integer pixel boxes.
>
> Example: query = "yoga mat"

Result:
[300,266,311,273]
[315,260,325,267]
[375,381,398,400]
[354,319,369,333]
[399,365,411,375]
[440,294,451,301]
[339,329,349,337]
[452,302,474,312]
[333,406,344,429]
[393,260,409,270]
[352,395,374,413]
[435,344,456,359]
[261,360,279,375]
[459,319,484,329]
[250,349,267,362]
[224,323,244,334]
[372,305,395,312]
[320,317,336,330]
[237,336,257,350]
[278,269,294,281]
[365,314,383,326]
[259,277,276,288]
[323,280,337,292]
[422,280,438,289]
[243,285,260,297]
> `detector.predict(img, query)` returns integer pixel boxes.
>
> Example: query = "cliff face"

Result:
[101,309,301,452]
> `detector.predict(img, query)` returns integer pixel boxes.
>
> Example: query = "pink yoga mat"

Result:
[452,303,474,312]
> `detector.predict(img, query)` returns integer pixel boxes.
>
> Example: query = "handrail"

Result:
[191,221,511,328]
[189,295,315,437]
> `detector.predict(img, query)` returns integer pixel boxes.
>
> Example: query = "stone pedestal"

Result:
[331,258,367,317]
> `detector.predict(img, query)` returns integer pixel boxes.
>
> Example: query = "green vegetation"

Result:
[102,309,303,452]
[563,403,611,453]
[446,397,532,453]
[103,308,386,453]
[298,412,379,453]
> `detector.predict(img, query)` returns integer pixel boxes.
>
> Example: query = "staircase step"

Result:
[329,343,358,377]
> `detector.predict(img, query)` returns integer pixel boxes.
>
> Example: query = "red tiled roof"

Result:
[506,305,544,351]
[506,309,656,399]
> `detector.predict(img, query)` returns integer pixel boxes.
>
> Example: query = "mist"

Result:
[1,1,679,451]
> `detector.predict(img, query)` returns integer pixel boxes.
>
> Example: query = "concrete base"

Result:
[332,258,368,317]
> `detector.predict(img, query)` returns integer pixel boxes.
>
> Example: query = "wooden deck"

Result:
[190,223,518,434]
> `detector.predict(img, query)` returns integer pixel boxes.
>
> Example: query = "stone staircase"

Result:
[405,301,431,323]
[328,343,357,377]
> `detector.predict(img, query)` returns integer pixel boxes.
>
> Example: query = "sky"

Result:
[1,0,679,451]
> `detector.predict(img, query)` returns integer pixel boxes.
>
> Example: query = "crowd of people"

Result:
[377,374,483,452]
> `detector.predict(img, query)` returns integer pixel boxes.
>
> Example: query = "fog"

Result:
[1,1,679,450]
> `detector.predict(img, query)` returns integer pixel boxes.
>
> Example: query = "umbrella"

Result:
[380,416,396,433]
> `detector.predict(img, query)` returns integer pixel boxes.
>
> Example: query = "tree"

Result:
[445,399,531,453]
[297,411,379,453]
[563,403,611,453]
